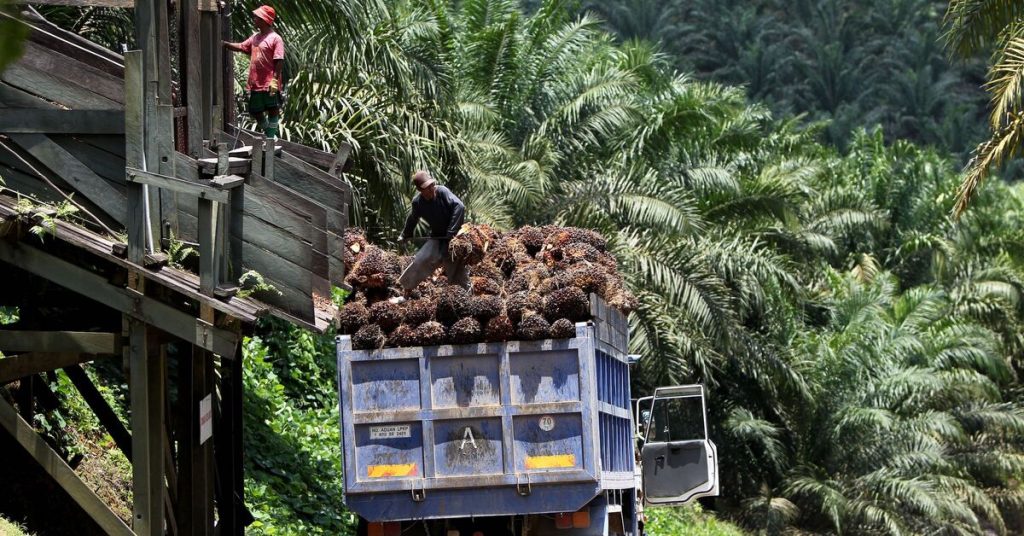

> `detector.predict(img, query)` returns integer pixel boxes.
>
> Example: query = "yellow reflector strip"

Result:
[525,454,576,469]
[367,463,418,478]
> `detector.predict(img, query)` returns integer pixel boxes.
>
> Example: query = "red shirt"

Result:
[240,30,284,92]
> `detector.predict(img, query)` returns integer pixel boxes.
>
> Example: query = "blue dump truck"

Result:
[337,298,719,536]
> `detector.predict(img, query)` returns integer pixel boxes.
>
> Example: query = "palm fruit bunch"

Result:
[448,224,498,266]
[449,317,483,344]
[489,236,529,276]
[368,300,404,331]
[549,318,576,339]
[517,312,550,340]
[337,226,636,348]
[353,324,385,350]
[543,286,590,322]
[346,246,399,289]
[337,300,368,335]
[343,228,370,273]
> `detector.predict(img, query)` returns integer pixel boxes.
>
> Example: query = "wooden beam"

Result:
[0,330,120,354]
[18,0,133,7]
[8,134,127,224]
[63,364,132,461]
[0,395,135,535]
[0,240,240,357]
[0,110,125,134]
[127,167,229,204]
[24,22,123,79]
[0,64,119,110]
[16,41,124,105]
[0,352,100,384]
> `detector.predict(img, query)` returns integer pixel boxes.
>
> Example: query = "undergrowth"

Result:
[242,318,357,535]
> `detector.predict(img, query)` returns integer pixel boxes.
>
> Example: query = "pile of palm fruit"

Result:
[338,224,637,350]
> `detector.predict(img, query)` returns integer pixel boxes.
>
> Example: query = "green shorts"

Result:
[248,90,281,114]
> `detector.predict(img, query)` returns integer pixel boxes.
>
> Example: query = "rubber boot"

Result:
[265,115,280,138]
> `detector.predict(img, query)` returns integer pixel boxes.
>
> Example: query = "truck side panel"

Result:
[338,301,635,522]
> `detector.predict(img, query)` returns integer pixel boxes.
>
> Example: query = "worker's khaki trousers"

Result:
[398,239,469,290]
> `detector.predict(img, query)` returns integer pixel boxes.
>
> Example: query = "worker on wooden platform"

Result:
[223,5,285,138]
[398,170,469,290]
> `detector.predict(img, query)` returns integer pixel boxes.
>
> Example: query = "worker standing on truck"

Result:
[223,5,284,138]
[398,170,468,290]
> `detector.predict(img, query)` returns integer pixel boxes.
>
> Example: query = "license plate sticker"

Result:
[369,424,412,439]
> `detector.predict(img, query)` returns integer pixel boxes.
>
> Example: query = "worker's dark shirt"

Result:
[401,185,465,240]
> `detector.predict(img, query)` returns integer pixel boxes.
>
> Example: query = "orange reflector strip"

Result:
[525,454,576,469]
[367,463,418,478]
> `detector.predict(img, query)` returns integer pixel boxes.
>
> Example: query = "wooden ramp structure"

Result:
[0,1,353,534]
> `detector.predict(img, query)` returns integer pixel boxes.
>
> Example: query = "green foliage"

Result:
[587,0,991,158]
[0,516,34,536]
[238,270,282,299]
[12,196,79,242]
[331,286,350,309]
[242,321,357,535]
[0,306,17,326]
[943,0,1024,213]
[166,232,197,270]
[645,504,746,536]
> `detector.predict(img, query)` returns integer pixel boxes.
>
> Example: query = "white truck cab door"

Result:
[639,385,719,506]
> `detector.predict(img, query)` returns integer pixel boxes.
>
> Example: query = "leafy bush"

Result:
[242,321,357,535]
[645,505,747,536]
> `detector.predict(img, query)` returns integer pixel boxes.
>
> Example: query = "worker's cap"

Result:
[252,5,276,25]
[411,170,436,191]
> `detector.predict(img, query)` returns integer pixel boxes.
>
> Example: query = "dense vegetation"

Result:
[583,0,991,158]
[9,0,1024,534]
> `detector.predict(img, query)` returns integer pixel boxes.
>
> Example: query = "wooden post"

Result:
[128,319,164,536]
[198,197,215,295]
[153,0,175,248]
[228,183,243,283]
[178,344,215,536]
[125,50,147,264]
[221,0,235,129]
[261,136,275,181]
[184,0,203,157]
[216,143,230,286]
[215,343,246,534]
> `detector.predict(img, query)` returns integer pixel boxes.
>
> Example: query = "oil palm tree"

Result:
[944,1,1024,215]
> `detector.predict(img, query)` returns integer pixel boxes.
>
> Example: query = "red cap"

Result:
[252,5,276,25]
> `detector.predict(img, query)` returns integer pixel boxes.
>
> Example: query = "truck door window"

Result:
[648,395,705,443]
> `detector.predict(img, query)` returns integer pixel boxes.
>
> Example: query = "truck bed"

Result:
[336,299,634,522]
